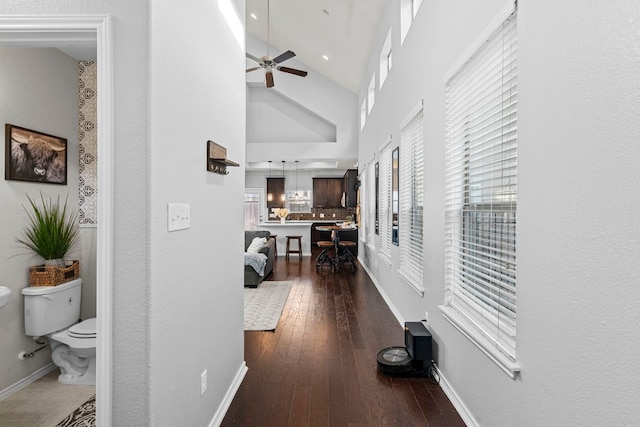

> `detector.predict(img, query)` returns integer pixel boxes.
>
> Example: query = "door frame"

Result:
[0,15,114,426]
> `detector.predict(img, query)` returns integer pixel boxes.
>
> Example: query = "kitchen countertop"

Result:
[257,221,356,256]
[259,220,348,225]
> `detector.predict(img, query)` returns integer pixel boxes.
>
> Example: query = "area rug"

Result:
[56,395,95,426]
[244,281,293,331]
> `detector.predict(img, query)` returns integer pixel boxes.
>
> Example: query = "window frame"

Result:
[366,159,377,246]
[244,188,265,230]
[400,0,423,45]
[379,29,392,87]
[397,103,424,296]
[367,74,376,114]
[440,1,520,378]
[378,138,393,264]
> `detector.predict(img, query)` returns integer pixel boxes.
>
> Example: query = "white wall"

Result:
[148,0,246,425]
[0,47,93,392]
[246,34,358,165]
[358,0,640,425]
[0,1,247,425]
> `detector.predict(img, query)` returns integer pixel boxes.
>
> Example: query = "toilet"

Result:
[22,278,96,385]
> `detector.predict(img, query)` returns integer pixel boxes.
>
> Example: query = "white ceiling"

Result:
[245,0,387,94]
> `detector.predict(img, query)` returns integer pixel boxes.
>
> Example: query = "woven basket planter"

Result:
[29,260,80,287]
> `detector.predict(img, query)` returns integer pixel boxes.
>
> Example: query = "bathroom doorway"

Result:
[0,16,114,424]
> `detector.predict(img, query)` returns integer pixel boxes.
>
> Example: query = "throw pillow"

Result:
[247,237,267,253]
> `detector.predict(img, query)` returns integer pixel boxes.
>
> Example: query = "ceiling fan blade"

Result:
[265,71,275,88]
[246,52,261,63]
[273,50,296,64]
[246,67,261,73]
[278,66,308,77]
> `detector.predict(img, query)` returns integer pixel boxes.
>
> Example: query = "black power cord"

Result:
[427,360,440,385]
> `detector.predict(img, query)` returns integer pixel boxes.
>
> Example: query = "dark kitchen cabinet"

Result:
[267,177,285,208]
[343,169,358,208]
[313,178,343,208]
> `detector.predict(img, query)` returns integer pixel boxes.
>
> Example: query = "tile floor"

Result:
[0,369,95,426]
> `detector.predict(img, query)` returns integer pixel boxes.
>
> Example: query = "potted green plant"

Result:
[17,193,79,269]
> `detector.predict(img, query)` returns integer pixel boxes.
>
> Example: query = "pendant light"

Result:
[294,160,300,201]
[267,160,273,202]
[280,161,286,203]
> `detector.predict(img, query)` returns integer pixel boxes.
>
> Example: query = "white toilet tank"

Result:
[22,278,82,337]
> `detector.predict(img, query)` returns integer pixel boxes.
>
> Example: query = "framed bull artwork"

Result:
[5,124,67,185]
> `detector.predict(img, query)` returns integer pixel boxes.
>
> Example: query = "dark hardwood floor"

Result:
[223,248,465,427]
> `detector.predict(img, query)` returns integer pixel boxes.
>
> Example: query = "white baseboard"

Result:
[357,256,404,328]
[0,363,56,401]
[436,365,478,427]
[358,256,477,426]
[208,361,248,427]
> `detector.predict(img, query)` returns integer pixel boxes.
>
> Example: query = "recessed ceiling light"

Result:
[250,13,257,20]
[322,54,329,61]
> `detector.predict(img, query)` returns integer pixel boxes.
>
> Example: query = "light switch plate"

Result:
[168,203,191,232]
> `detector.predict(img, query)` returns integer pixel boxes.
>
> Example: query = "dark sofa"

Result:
[244,230,275,287]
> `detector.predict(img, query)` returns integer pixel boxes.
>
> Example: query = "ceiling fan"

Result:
[246,0,308,88]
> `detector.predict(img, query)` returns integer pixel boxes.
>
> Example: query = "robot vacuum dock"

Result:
[377,321,432,377]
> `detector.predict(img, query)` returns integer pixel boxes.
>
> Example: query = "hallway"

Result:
[223,250,465,426]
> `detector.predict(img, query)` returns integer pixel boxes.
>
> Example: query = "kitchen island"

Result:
[257,221,316,256]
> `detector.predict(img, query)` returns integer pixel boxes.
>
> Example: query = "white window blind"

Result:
[367,161,376,244]
[359,172,366,242]
[379,143,392,258]
[244,189,263,231]
[399,107,424,289]
[444,8,518,366]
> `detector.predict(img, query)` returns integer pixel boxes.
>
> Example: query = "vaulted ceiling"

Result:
[245,0,387,94]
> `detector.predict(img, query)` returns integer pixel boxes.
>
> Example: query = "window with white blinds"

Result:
[398,106,424,292]
[443,6,518,374]
[358,172,366,242]
[379,142,392,259]
[366,161,376,244]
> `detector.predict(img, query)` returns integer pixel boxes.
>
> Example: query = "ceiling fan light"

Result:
[245,0,307,88]
[265,71,274,88]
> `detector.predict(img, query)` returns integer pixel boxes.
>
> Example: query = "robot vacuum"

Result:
[377,321,432,377]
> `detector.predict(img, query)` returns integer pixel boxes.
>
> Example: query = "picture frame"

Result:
[5,124,67,185]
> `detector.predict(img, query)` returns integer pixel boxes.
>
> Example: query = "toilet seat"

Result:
[49,317,97,349]
[68,318,96,338]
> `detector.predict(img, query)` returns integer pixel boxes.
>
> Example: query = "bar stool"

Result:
[315,241,335,272]
[285,235,302,260]
[337,241,357,272]
[270,234,278,257]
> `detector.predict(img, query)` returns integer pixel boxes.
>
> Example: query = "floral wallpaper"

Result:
[78,61,97,226]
